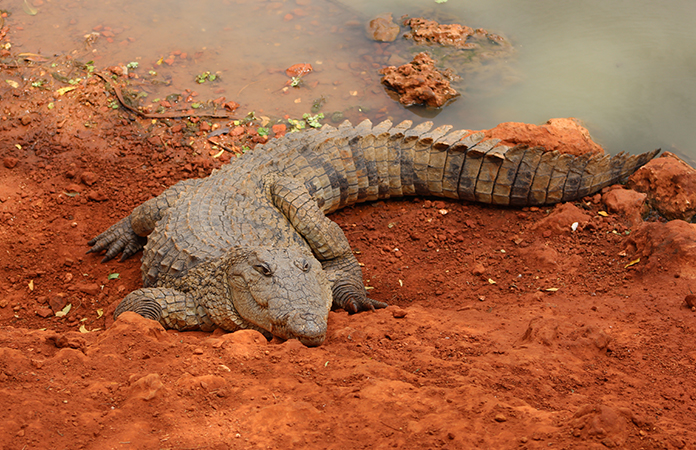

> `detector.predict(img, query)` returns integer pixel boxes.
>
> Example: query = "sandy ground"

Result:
[1,60,695,450]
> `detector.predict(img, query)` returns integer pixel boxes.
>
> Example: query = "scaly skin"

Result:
[88,119,659,346]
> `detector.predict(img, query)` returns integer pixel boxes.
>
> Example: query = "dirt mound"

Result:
[627,152,696,222]
[1,62,695,449]
[483,118,605,156]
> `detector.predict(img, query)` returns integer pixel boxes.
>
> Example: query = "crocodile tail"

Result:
[290,119,659,211]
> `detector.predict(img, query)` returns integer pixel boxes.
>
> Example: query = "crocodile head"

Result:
[225,245,333,346]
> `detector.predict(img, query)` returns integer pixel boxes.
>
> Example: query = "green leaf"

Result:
[107,273,120,280]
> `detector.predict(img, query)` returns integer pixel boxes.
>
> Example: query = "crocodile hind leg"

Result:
[265,174,387,313]
[115,287,217,331]
[88,178,201,262]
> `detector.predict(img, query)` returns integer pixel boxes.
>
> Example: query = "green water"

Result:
[9,0,695,161]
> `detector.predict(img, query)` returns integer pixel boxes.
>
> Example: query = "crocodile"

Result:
[88,119,659,346]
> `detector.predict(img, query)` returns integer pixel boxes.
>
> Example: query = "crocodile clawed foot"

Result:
[345,297,388,314]
[87,217,144,262]
[332,281,388,313]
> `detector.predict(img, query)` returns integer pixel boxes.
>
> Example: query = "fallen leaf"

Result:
[17,52,48,62]
[55,303,72,317]
[488,278,496,285]
[79,324,89,333]
[545,288,559,292]
[5,79,19,88]
[96,308,104,319]
[55,86,77,96]
[107,273,120,280]
[625,258,640,268]
[23,0,38,16]
[28,280,34,291]
[598,211,609,217]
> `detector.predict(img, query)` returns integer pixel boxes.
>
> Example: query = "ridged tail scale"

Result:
[270,120,660,213]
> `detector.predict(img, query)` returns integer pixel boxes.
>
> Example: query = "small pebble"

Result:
[685,294,696,308]
[3,157,18,169]
[391,308,407,319]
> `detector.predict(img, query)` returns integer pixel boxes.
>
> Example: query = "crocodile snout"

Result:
[284,311,327,347]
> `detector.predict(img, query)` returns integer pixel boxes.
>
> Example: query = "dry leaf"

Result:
[598,211,609,217]
[55,303,72,317]
[96,308,104,318]
[625,258,640,268]
[55,86,77,96]
[545,288,559,292]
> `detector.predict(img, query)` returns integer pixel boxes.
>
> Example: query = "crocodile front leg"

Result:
[265,174,387,313]
[115,287,216,331]
[88,178,201,262]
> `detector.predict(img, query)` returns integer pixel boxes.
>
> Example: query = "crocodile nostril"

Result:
[295,259,310,272]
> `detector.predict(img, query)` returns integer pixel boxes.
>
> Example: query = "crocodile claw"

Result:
[331,280,388,313]
[344,297,388,314]
[87,216,144,262]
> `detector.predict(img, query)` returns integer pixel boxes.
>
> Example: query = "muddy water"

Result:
[8,0,695,160]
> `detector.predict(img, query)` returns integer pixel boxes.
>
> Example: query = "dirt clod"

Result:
[3,156,18,169]
[379,52,459,107]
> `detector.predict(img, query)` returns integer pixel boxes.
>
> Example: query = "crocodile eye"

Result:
[253,263,273,277]
[295,259,310,272]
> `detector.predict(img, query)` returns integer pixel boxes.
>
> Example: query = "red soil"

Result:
[1,64,695,450]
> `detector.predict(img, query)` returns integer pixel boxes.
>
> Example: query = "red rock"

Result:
[36,307,53,318]
[404,18,474,47]
[367,13,400,42]
[86,190,108,202]
[76,283,100,296]
[685,294,696,308]
[627,152,696,222]
[3,157,18,169]
[272,123,286,137]
[65,183,82,193]
[471,263,486,276]
[379,52,459,108]
[285,63,313,78]
[230,126,245,137]
[80,171,98,186]
[602,187,647,227]
[49,294,68,312]
[483,118,605,156]
[223,101,240,112]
